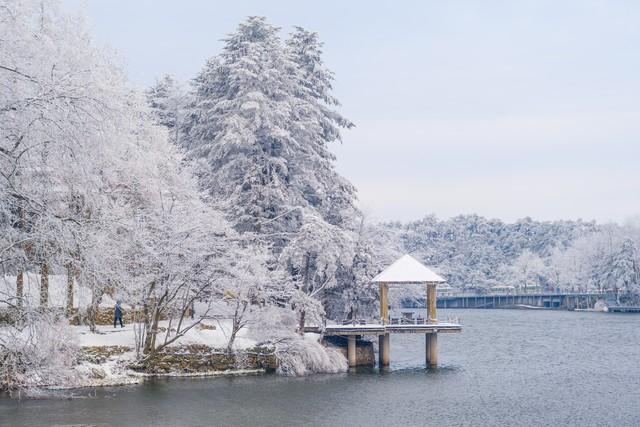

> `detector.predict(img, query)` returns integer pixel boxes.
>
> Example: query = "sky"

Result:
[64,0,640,224]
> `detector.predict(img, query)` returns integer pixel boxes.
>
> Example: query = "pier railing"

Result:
[420,291,608,310]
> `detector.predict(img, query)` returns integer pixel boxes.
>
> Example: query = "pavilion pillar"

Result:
[427,283,437,324]
[426,283,438,367]
[426,332,438,367]
[379,333,390,367]
[379,282,389,324]
[378,282,390,367]
[347,336,356,368]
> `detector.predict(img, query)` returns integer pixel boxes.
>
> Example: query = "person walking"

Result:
[114,300,124,328]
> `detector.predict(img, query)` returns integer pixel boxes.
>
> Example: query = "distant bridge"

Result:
[408,291,608,310]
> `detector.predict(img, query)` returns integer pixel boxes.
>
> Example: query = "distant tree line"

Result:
[388,215,640,303]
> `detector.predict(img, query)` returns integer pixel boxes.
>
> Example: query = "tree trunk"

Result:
[142,297,164,355]
[143,324,154,355]
[40,262,49,308]
[227,325,238,354]
[227,301,243,353]
[298,310,306,335]
[16,271,23,310]
[151,310,159,351]
[88,287,99,333]
[144,303,161,355]
[66,264,74,317]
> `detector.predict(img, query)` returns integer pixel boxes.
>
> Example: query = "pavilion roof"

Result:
[371,254,445,284]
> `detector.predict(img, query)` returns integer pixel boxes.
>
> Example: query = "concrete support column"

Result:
[427,283,437,324]
[426,332,438,367]
[379,283,389,324]
[379,333,390,367]
[348,336,356,368]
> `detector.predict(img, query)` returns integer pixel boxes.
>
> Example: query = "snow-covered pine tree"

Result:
[280,26,377,325]
[285,26,356,227]
[179,18,383,325]
[146,74,187,146]
[602,238,639,297]
[183,17,301,239]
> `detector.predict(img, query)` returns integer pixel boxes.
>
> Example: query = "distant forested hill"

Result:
[385,215,640,300]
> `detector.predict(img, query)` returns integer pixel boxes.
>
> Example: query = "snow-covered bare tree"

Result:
[0,0,138,389]
[1,1,275,388]
[216,243,275,352]
[280,213,354,332]
[505,250,547,292]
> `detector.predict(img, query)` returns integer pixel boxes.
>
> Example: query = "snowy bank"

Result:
[1,320,348,393]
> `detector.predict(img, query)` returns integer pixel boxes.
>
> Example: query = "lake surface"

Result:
[2,309,639,426]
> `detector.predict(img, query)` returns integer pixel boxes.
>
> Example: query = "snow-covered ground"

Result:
[5,319,261,390]
[75,318,256,350]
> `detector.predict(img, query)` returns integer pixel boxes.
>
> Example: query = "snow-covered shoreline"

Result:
[1,317,348,394]
[47,366,268,391]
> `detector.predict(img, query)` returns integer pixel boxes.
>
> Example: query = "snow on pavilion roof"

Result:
[371,254,445,284]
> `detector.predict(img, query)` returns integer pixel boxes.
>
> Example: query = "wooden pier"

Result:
[318,255,462,368]
[320,323,463,335]
[313,322,462,368]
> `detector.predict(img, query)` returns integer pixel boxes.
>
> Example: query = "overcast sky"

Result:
[65,0,640,224]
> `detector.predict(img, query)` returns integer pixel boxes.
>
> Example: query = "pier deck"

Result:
[308,321,462,368]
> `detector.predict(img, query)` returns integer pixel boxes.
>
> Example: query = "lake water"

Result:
[2,309,639,426]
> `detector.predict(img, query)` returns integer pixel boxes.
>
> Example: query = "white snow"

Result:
[371,254,445,284]
[71,352,141,389]
[75,319,256,350]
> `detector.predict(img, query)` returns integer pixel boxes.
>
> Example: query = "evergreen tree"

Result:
[179,18,382,324]
[184,17,300,237]
[602,238,639,295]
[146,74,186,145]
[285,27,356,227]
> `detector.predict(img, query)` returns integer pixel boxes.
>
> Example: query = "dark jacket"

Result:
[114,303,123,318]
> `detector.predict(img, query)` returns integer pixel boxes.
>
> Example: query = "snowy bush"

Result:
[0,314,79,395]
[274,336,347,376]
[250,307,347,376]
